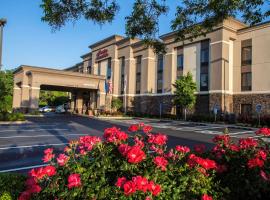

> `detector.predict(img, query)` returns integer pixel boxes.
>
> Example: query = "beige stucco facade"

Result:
[13,18,270,116]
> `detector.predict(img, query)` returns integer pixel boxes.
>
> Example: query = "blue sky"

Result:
[0,0,179,70]
[0,1,269,70]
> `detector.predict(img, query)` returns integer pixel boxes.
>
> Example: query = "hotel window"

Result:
[120,57,125,94]
[157,54,164,93]
[241,39,252,91]
[107,58,112,80]
[135,56,142,94]
[241,72,252,91]
[200,40,209,91]
[97,61,101,76]
[176,47,184,79]
[87,64,92,74]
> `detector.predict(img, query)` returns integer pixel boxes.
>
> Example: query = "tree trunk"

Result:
[184,107,187,121]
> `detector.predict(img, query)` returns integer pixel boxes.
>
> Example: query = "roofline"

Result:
[14,65,106,80]
[238,20,270,32]
[88,35,124,49]
[159,17,247,40]
[80,52,92,59]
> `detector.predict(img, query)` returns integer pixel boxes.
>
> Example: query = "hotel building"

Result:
[13,18,270,116]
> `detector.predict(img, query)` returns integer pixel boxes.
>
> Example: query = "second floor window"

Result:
[97,61,101,76]
[136,56,142,94]
[177,54,184,79]
[87,65,92,74]
[200,40,210,91]
[120,57,125,94]
[107,58,112,80]
[157,54,163,93]
[241,39,252,91]
[241,72,252,91]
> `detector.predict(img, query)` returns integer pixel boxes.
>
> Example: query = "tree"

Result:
[40,0,269,53]
[0,70,13,113]
[173,72,197,120]
[39,91,69,107]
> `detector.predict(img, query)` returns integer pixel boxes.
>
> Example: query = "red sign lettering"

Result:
[96,49,109,61]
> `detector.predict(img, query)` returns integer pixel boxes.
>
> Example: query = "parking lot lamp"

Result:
[0,18,7,71]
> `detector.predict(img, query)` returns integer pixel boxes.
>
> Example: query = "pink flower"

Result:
[148,133,167,146]
[153,156,168,171]
[68,174,82,189]
[57,154,69,166]
[126,146,146,164]
[118,144,131,156]
[116,177,127,188]
[123,180,136,196]
[134,137,145,148]
[148,181,161,196]
[104,127,128,143]
[256,128,270,136]
[247,157,264,168]
[43,165,56,177]
[201,194,213,200]
[42,148,55,163]
[194,144,206,154]
[239,138,258,149]
[143,126,153,133]
[28,184,42,193]
[257,150,267,161]
[175,145,190,153]
[128,124,139,132]
[18,191,31,200]
[260,170,269,181]
[132,176,149,192]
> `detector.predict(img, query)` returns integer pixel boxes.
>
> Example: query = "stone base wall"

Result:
[233,94,270,115]
[125,94,210,116]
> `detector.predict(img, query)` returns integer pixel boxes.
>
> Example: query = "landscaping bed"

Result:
[2,124,270,199]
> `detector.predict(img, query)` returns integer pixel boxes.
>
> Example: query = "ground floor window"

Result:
[241,104,252,115]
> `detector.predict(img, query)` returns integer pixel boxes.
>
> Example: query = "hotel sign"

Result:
[96,49,109,61]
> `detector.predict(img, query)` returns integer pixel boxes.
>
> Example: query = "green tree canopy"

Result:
[173,72,197,120]
[39,91,70,107]
[40,0,269,52]
[0,70,14,113]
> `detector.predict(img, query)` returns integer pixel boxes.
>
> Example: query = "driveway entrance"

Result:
[12,65,106,113]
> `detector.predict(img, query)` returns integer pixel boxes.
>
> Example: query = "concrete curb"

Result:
[133,117,256,131]
[0,120,33,125]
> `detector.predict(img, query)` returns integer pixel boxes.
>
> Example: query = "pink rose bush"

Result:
[17,126,270,200]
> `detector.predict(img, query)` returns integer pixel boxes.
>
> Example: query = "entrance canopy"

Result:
[13,65,106,111]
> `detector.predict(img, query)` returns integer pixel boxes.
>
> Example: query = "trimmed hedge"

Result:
[0,173,26,199]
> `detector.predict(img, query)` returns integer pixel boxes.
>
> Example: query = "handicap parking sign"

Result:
[256,104,262,113]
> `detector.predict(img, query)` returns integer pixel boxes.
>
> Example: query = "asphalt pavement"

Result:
[0,114,258,173]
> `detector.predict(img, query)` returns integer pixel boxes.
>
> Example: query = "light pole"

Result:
[0,18,7,71]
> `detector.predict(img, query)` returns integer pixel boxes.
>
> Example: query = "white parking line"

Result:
[0,128,69,133]
[227,131,254,136]
[0,143,69,150]
[0,133,88,139]
[0,164,48,173]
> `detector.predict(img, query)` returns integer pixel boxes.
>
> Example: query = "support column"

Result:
[29,86,40,111]
[98,80,106,110]
[12,85,22,110]
[76,91,83,114]
[21,85,30,112]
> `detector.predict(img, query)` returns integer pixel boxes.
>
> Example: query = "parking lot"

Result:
[0,115,258,173]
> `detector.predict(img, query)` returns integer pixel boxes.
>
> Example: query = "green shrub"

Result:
[0,173,26,199]
[111,98,123,112]
[0,192,12,200]
[0,112,25,121]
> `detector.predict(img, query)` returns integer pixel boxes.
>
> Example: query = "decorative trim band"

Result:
[210,40,230,46]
